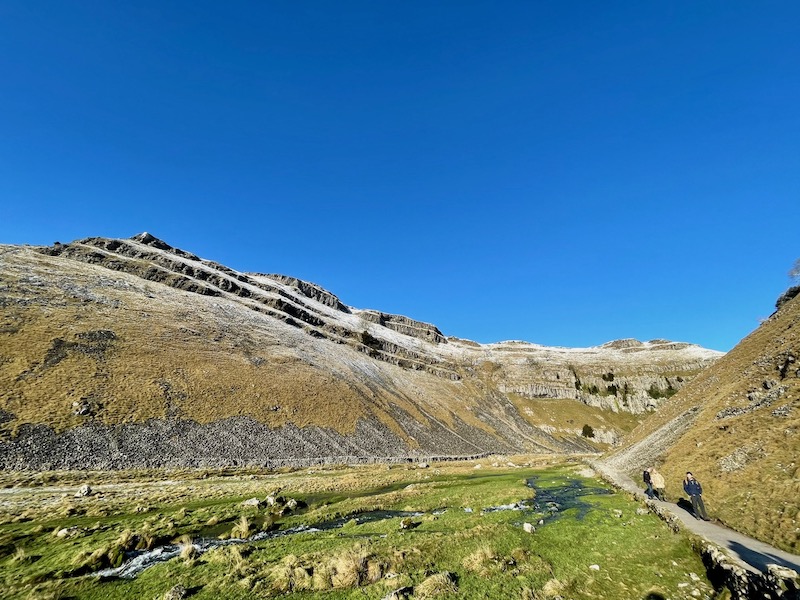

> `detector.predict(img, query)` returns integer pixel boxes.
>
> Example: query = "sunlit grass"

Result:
[0,460,714,599]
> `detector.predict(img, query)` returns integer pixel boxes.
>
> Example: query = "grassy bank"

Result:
[0,459,714,599]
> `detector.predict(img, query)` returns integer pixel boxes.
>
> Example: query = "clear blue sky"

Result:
[2,2,798,352]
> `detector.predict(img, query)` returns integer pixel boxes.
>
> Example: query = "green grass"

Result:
[0,461,714,599]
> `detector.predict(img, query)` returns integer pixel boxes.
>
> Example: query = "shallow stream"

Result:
[94,474,612,580]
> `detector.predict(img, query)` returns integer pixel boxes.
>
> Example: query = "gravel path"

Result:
[591,461,800,574]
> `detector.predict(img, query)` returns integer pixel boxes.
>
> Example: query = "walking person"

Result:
[643,468,654,498]
[650,468,666,501]
[683,472,710,520]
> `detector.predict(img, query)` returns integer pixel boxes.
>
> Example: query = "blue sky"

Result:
[1,2,798,351]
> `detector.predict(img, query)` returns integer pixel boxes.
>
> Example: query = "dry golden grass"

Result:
[266,542,386,593]
[462,545,497,575]
[229,515,252,539]
[174,534,198,561]
[509,395,643,442]
[414,571,458,598]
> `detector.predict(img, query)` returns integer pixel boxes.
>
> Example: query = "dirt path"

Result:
[591,460,800,575]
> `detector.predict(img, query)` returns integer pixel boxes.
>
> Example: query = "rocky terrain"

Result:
[0,234,721,469]
[602,288,800,553]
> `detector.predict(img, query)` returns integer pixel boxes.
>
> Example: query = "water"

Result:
[525,475,612,521]
[94,510,424,579]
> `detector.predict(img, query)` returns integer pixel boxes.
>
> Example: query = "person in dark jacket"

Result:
[643,468,653,498]
[683,472,710,520]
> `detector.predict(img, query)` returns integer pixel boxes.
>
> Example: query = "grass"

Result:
[507,395,645,445]
[0,459,714,599]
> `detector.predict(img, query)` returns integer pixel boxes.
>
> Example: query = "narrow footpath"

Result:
[591,461,800,575]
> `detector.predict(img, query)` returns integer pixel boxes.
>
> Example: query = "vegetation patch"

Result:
[0,460,714,599]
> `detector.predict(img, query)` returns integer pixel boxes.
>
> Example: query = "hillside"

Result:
[603,291,800,553]
[0,234,721,469]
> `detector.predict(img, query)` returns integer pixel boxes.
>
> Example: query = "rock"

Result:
[399,518,419,530]
[636,508,649,515]
[72,401,93,416]
[589,564,600,571]
[689,572,700,582]
[381,586,413,600]
[241,497,261,507]
[612,509,623,518]
[286,498,298,510]
[523,522,535,534]
[473,464,482,469]
[55,526,80,538]
[163,584,187,600]
[265,495,277,506]
[766,564,800,593]
[75,484,92,497]
[418,462,429,469]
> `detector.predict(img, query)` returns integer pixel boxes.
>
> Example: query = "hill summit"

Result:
[0,233,721,469]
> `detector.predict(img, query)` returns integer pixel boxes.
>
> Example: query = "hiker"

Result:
[683,472,710,520]
[650,468,666,501]
[643,468,653,498]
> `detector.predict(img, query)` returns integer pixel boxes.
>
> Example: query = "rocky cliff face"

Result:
[0,234,722,469]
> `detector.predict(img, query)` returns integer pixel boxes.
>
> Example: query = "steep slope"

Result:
[603,292,800,553]
[0,234,721,469]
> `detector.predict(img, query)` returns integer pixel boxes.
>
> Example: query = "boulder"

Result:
[163,584,187,600]
[399,518,419,530]
[381,586,413,600]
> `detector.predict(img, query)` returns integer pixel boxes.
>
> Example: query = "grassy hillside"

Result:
[0,248,383,436]
[0,237,721,466]
[0,246,582,460]
[604,291,800,552]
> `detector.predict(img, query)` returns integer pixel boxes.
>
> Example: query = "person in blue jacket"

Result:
[643,468,654,498]
[683,472,710,521]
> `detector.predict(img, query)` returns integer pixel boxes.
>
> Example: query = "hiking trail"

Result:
[591,460,800,575]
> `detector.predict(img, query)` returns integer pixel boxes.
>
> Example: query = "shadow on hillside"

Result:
[727,540,800,573]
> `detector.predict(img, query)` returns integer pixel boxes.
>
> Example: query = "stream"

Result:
[94,475,611,580]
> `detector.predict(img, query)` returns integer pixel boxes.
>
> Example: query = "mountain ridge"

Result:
[0,233,722,469]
